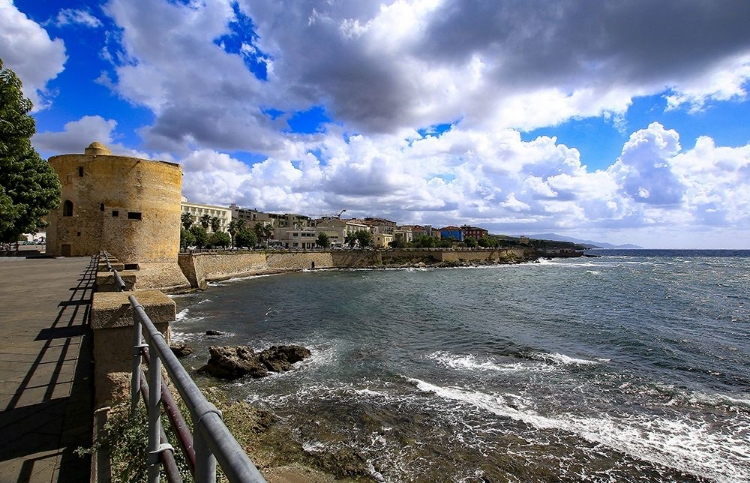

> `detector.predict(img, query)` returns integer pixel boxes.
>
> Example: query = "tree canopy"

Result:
[0,59,61,242]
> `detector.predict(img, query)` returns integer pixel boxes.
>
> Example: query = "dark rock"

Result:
[258,345,312,372]
[198,344,312,380]
[170,343,193,358]
[206,330,223,336]
[198,346,268,380]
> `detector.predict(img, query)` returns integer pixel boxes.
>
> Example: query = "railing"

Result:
[98,250,264,482]
[129,293,266,483]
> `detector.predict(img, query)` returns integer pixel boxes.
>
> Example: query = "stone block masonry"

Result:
[90,290,175,407]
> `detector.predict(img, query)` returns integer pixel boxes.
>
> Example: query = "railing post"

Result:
[194,429,217,483]
[147,340,163,483]
[130,318,143,415]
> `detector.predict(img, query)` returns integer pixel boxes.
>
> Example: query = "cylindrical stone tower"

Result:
[47,142,189,289]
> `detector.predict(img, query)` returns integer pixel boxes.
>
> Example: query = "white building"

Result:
[181,197,232,233]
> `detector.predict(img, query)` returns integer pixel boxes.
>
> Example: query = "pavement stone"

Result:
[0,256,95,483]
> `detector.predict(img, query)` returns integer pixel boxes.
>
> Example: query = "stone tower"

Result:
[46,142,189,290]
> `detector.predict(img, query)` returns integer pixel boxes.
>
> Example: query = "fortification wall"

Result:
[47,146,182,263]
[178,248,536,289]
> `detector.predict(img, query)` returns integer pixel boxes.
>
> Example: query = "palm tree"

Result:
[210,216,221,233]
[181,212,194,230]
[200,214,211,229]
[227,220,238,248]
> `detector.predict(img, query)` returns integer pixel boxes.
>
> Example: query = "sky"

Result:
[2,0,750,248]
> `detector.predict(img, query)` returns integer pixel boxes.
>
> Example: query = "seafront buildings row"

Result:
[182,198,492,249]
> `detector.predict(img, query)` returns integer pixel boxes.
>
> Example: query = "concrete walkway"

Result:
[0,256,95,483]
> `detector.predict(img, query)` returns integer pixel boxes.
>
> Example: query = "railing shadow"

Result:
[0,257,97,481]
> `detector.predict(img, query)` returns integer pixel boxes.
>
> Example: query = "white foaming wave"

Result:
[408,378,750,482]
[529,352,599,366]
[428,351,555,373]
[175,308,189,321]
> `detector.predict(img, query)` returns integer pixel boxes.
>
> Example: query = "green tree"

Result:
[355,229,373,249]
[227,220,238,247]
[390,234,407,248]
[235,227,257,248]
[253,222,273,247]
[180,227,195,249]
[200,214,211,229]
[345,231,358,248]
[208,231,230,248]
[316,232,330,248]
[181,212,194,230]
[414,234,437,248]
[478,236,499,248]
[0,59,61,243]
[210,216,221,233]
[464,237,478,248]
[189,225,209,249]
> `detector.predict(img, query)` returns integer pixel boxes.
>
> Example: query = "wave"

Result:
[428,351,556,373]
[175,308,189,321]
[408,377,749,482]
[527,351,599,366]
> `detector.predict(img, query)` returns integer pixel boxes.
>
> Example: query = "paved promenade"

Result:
[0,256,95,483]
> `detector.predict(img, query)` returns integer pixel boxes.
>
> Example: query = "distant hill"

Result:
[525,233,643,249]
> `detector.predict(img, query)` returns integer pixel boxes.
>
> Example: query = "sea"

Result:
[171,250,750,482]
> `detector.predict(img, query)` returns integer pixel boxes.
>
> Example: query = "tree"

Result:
[316,232,330,249]
[235,227,257,248]
[390,234,407,248]
[209,231,231,248]
[0,59,61,243]
[478,236,499,248]
[464,237,478,248]
[414,234,437,248]
[253,222,273,247]
[227,220,238,247]
[355,229,373,249]
[200,214,211,229]
[181,212,194,231]
[189,225,209,249]
[210,216,221,233]
[180,227,196,249]
[345,232,358,248]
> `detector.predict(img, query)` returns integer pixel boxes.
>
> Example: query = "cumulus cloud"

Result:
[33,115,117,157]
[0,0,66,109]
[175,121,749,248]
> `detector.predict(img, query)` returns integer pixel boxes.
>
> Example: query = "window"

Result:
[112,210,119,217]
[63,200,73,217]
[128,212,142,220]
[100,203,104,211]
[78,167,84,177]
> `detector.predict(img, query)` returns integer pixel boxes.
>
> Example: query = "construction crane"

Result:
[312,209,347,220]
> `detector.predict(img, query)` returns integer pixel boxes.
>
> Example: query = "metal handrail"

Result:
[113,270,126,292]
[129,295,266,483]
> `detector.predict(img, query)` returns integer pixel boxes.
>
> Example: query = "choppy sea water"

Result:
[172,250,750,482]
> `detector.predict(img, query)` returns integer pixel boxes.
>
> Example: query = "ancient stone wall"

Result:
[178,248,535,288]
[47,143,182,264]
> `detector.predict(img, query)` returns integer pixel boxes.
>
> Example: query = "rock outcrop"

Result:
[198,345,311,380]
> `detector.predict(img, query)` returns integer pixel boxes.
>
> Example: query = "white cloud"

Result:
[33,115,117,157]
[174,121,749,248]
[0,0,66,110]
[55,8,103,28]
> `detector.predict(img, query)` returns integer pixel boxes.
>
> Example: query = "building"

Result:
[438,226,464,242]
[373,233,394,248]
[315,219,370,247]
[274,227,318,249]
[229,204,274,226]
[46,142,188,289]
[181,198,232,233]
[461,225,489,240]
[362,217,397,235]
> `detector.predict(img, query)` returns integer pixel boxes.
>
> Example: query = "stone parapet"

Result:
[90,290,175,407]
[95,270,137,292]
